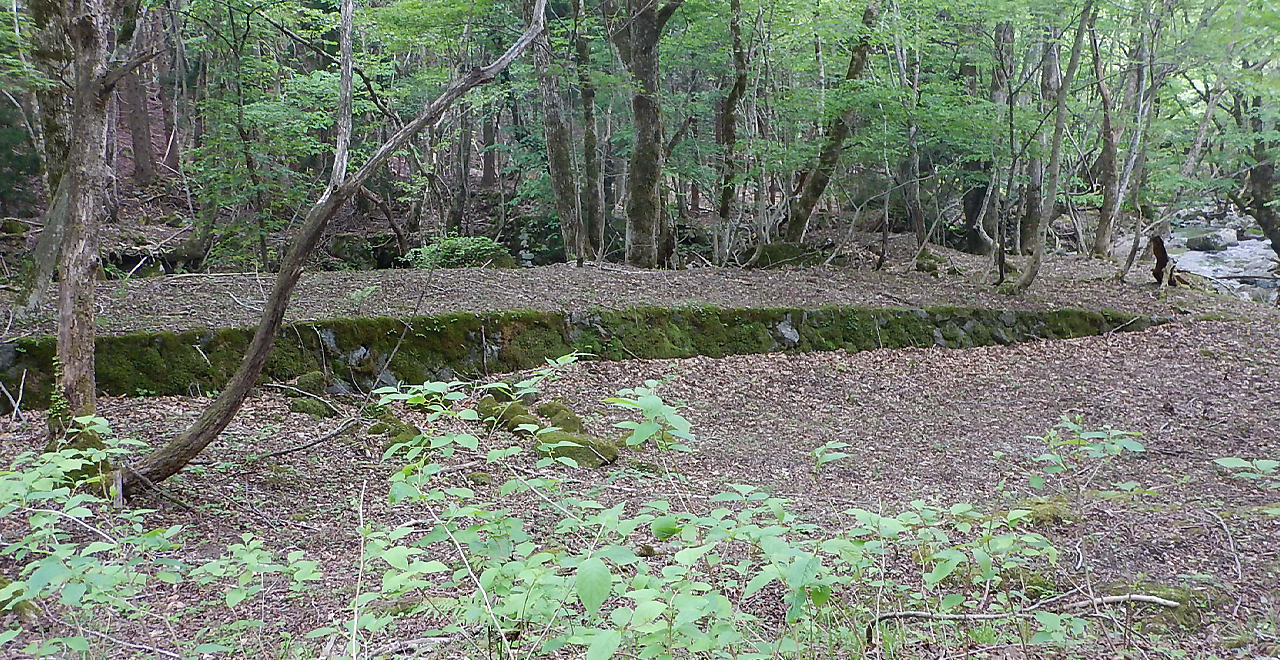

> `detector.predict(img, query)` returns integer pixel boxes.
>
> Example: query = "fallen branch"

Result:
[260,383,342,414]
[866,593,1181,644]
[257,417,361,461]
[1203,509,1243,581]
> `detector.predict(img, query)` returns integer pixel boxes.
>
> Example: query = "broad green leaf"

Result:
[576,558,612,615]
[585,630,621,660]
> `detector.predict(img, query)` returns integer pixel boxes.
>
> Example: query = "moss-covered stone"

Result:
[365,411,422,452]
[467,471,494,485]
[1020,497,1075,526]
[535,400,585,433]
[0,577,38,622]
[533,430,619,468]
[289,398,334,418]
[1102,582,1221,631]
[1,219,27,235]
[0,304,1162,413]
[294,370,326,395]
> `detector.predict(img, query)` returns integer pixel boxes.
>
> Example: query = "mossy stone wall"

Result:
[0,305,1157,411]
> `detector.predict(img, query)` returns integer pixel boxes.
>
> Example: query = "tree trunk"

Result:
[34,0,135,448]
[608,0,683,267]
[122,33,156,186]
[481,108,497,187]
[529,0,582,262]
[716,0,747,235]
[120,0,550,497]
[1088,15,1119,257]
[782,2,878,243]
[1012,2,1092,292]
[575,31,603,258]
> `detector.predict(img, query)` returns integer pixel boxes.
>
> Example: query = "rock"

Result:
[535,400,585,433]
[532,430,619,468]
[478,395,541,435]
[329,233,377,269]
[367,412,422,451]
[294,371,326,395]
[1,219,27,235]
[289,398,335,418]
[1185,229,1238,252]
[467,471,494,485]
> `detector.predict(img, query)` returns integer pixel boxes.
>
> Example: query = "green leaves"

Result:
[575,558,613,615]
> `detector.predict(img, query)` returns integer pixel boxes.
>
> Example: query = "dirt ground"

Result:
[2,316,1277,658]
[4,236,1275,339]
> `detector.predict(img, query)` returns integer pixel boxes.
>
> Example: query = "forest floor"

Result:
[1,314,1278,657]
[3,233,1276,338]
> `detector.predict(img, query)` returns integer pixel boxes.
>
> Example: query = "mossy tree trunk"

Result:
[528,0,582,262]
[119,0,550,497]
[30,0,143,451]
[606,0,683,268]
[782,2,878,244]
[1011,2,1091,293]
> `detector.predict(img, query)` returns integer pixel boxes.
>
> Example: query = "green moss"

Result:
[536,400,585,433]
[467,471,494,485]
[289,398,334,418]
[1020,496,1076,526]
[533,430,619,468]
[0,577,37,621]
[294,371,326,395]
[1102,582,1221,631]
[1,304,1167,413]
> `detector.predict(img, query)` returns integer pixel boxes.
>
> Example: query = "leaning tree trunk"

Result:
[783,2,878,243]
[1011,2,1092,293]
[119,0,550,497]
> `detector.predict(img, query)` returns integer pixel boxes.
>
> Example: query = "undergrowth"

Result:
[0,360,1228,659]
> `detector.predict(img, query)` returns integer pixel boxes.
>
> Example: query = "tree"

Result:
[1010,1,1092,293]
[605,0,684,267]
[782,2,878,244]
[119,0,550,496]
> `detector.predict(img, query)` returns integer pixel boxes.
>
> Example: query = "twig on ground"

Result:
[1203,508,1244,581]
[1105,315,1142,337]
[865,593,1181,644]
[260,383,341,414]
[67,623,182,659]
[118,463,198,511]
[257,417,361,460]
[366,635,456,657]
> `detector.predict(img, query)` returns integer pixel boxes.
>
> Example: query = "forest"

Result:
[0,0,1278,656]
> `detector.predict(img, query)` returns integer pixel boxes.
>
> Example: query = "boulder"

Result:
[1185,229,1237,252]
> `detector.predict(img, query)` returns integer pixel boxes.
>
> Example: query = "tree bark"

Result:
[608,0,683,267]
[1012,1,1092,292]
[120,0,550,497]
[529,0,582,262]
[1088,14,1119,257]
[782,2,878,243]
[715,0,747,244]
[122,32,156,186]
[575,30,603,258]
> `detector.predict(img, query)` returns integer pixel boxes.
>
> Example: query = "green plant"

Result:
[403,235,515,269]
[604,378,694,451]
[1213,457,1279,489]
[345,285,381,314]
[811,440,852,478]
[1027,417,1146,495]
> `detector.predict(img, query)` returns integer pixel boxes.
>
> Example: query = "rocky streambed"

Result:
[1167,207,1278,304]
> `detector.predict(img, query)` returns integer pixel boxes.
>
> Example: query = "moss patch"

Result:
[294,371,327,395]
[1102,582,1222,631]
[533,430,619,468]
[289,398,334,418]
[535,400,585,433]
[0,304,1161,412]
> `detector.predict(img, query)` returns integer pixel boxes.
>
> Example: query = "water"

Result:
[1170,228,1278,304]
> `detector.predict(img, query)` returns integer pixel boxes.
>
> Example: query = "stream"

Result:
[1167,207,1278,305]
